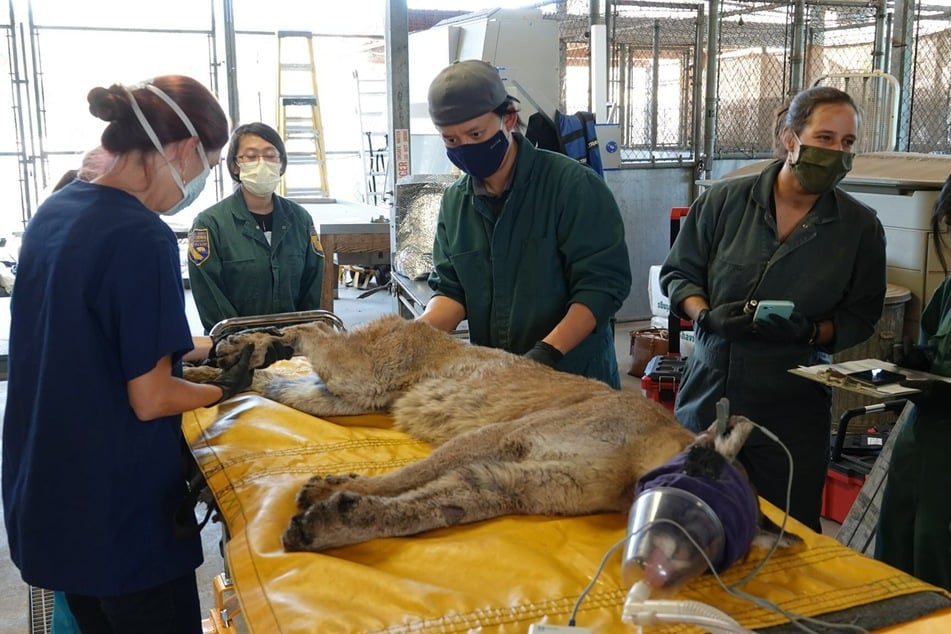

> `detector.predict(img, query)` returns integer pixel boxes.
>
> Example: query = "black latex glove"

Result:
[896,340,932,372]
[754,311,815,344]
[206,344,254,406]
[524,341,563,367]
[696,300,754,341]
[898,378,951,404]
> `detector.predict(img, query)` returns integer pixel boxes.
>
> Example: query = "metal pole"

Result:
[222,0,240,126]
[9,0,32,225]
[650,19,659,150]
[871,0,887,72]
[691,2,705,196]
[589,0,599,110]
[884,12,892,74]
[702,0,721,182]
[890,0,915,151]
[619,43,629,130]
[590,0,608,120]
[385,0,409,264]
[789,0,807,94]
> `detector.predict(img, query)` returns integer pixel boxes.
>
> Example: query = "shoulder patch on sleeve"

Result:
[188,228,211,266]
[309,225,324,257]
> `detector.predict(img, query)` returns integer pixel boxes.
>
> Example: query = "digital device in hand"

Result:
[753,300,795,321]
[847,368,907,387]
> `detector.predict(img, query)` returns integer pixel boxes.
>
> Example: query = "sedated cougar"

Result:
[197,314,784,554]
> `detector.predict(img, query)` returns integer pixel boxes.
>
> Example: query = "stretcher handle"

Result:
[209,309,346,342]
[830,399,908,463]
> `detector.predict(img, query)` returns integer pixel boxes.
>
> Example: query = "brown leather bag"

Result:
[628,328,669,377]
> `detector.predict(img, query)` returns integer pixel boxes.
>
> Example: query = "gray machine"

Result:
[393,9,561,320]
[407,8,559,176]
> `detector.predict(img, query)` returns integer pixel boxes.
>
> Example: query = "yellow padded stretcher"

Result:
[183,382,951,633]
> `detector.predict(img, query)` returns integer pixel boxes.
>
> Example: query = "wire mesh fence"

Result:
[541,0,951,163]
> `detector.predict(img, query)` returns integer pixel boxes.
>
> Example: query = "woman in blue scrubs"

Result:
[2,75,253,634]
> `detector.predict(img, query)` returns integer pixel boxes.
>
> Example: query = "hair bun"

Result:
[87,85,128,122]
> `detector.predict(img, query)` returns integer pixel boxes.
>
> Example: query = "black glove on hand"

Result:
[754,311,815,344]
[263,339,295,366]
[524,341,563,367]
[696,300,754,341]
[207,344,254,406]
[898,378,951,404]
[210,326,285,367]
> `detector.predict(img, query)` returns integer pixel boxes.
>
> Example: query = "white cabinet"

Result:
[718,152,951,342]
[839,152,951,340]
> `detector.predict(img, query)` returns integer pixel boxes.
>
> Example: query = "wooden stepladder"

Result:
[276,31,331,202]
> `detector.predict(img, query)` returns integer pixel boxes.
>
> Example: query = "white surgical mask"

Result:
[239,159,283,197]
[124,83,212,215]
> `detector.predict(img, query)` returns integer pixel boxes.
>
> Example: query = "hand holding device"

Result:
[752,300,795,322]
[755,310,814,344]
[696,300,753,341]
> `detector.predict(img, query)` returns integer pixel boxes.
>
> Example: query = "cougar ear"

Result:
[713,416,754,461]
[690,421,720,450]
[690,415,754,459]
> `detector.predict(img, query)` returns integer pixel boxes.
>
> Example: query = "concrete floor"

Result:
[0,284,840,632]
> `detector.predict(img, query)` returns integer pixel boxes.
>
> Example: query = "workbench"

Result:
[318,222,390,313]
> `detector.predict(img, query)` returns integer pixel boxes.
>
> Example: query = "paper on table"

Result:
[787,358,944,398]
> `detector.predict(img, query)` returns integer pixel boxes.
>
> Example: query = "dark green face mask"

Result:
[789,141,855,195]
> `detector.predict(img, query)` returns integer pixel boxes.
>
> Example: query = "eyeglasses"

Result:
[236,151,281,164]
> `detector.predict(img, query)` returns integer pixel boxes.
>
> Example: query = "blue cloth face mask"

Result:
[445,118,509,179]
[124,84,212,215]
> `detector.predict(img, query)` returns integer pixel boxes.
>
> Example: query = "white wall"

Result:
[606,167,696,321]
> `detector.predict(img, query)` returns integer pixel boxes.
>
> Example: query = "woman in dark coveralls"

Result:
[660,86,887,531]
[876,174,951,590]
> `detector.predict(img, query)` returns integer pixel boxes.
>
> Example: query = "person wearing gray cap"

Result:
[419,59,632,388]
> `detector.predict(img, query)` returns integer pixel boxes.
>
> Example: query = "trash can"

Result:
[831,283,912,433]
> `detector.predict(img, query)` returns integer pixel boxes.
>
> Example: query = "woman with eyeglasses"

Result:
[187,121,326,333]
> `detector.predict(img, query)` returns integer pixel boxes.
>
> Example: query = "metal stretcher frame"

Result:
[207,309,346,340]
[182,376,951,633]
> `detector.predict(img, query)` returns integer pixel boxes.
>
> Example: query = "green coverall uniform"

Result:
[660,160,887,530]
[429,134,632,388]
[187,190,325,334]
[876,276,951,591]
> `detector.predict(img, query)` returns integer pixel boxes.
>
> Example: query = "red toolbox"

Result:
[822,400,905,524]
[822,465,867,525]
[641,355,687,411]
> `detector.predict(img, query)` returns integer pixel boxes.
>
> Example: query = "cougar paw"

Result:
[215,329,293,370]
[296,473,361,509]
[282,510,314,552]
